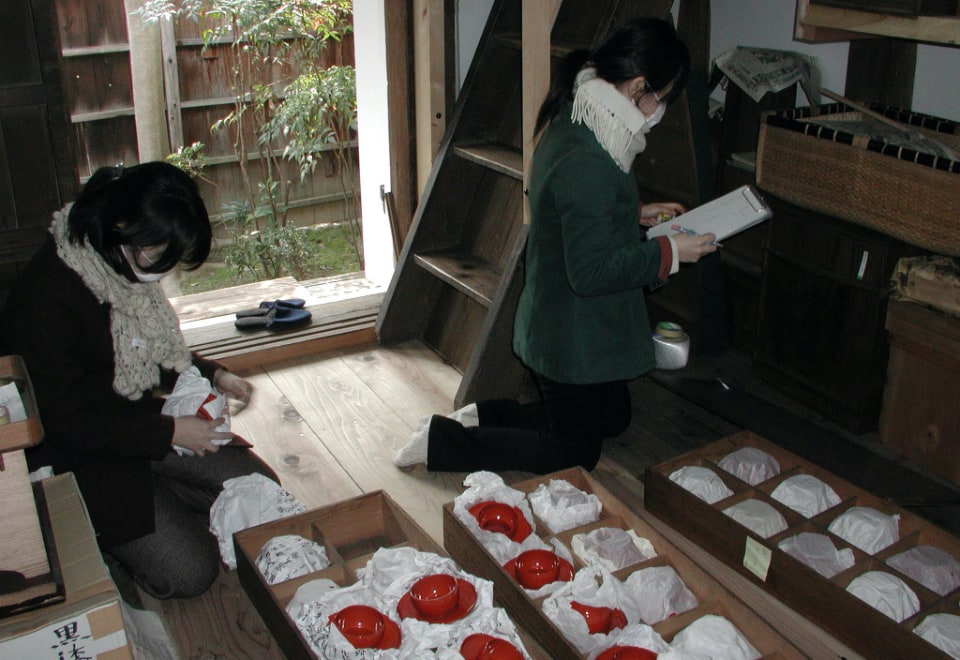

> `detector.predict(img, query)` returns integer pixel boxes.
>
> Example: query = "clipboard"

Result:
[646,185,772,243]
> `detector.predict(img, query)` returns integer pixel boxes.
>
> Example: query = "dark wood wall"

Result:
[0,0,78,308]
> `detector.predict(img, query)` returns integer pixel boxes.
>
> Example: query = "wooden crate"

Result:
[644,430,960,659]
[234,490,547,660]
[443,467,805,660]
[880,299,960,485]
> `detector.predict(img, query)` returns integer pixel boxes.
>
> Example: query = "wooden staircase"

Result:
[377,0,692,407]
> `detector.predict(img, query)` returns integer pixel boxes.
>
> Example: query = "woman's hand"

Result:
[639,201,686,228]
[673,232,719,263]
[172,415,231,457]
[214,369,253,404]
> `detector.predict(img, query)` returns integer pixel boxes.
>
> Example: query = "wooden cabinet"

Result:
[753,196,926,433]
[377,0,674,407]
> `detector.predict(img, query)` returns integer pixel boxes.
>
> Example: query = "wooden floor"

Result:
[135,338,960,658]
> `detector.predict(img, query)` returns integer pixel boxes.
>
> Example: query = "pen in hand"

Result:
[671,224,722,247]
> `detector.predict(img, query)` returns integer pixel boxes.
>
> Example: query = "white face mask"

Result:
[645,102,667,129]
[121,245,172,283]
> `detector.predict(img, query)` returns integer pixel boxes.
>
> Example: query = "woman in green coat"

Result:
[395,18,717,474]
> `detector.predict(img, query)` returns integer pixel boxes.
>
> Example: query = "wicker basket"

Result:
[756,102,960,256]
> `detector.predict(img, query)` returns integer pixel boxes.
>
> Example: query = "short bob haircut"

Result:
[68,162,212,279]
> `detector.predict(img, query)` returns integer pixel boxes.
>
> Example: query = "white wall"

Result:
[458,0,960,121]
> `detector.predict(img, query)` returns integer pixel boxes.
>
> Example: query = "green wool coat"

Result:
[512,103,669,384]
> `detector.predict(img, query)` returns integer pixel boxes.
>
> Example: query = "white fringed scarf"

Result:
[51,205,192,400]
[571,68,652,173]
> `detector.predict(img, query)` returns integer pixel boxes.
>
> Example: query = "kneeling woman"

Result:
[0,162,279,599]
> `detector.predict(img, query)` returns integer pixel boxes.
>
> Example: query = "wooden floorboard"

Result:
[141,339,959,658]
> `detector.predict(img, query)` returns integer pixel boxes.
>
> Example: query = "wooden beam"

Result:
[522,0,562,225]
[384,0,418,247]
[413,0,447,196]
[160,16,184,150]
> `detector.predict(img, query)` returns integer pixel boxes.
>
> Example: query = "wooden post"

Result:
[522,0,561,224]
[413,0,447,196]
[123,0,170,162]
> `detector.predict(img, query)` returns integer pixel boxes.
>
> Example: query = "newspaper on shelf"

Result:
[713,46,820,104]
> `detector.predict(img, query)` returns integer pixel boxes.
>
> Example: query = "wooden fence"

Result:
[54,0,358,238]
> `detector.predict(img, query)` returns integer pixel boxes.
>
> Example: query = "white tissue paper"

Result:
[161,366,231,456]
[284,578,340,621]
[777,532,855,578]
[668,614,761,660]
[361,547,509,658]
[541,566,644,655]
[828,507,900,554]
[717,447,780,485]
[572,527,656,571]
[915,613,960,658]
[292,582,400,659]
[527,479,602,534]
[452,472,537,566]
[584,624,669,659]
[668,465,734,504]
[0,381,27,422]
[255,534,330,585]
[887,545,960,596]
[770,474,841,518]
[722,499,789,538]
[208,473,306,569]
[623,565,699,625]
[846,570,920,622]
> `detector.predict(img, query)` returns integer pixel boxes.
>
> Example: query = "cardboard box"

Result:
[234,490,548,659]
[443,467,805,660]
[644,430,960,659]
[0,473,131,659]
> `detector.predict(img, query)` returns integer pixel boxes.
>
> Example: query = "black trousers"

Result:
[426,374,632,474]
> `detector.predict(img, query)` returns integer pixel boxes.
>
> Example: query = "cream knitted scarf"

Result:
[51,205,193,400]
[571,68,652,173]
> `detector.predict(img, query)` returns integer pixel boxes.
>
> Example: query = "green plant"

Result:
[137,0,360,282]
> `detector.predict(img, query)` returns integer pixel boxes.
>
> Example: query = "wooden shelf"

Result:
[452,143,523,179]
[796,0,960,44]
[413,251,502,307]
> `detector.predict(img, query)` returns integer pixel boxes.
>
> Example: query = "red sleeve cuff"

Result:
[654,236,673,282]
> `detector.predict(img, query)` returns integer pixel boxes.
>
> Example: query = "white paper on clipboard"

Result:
[646,185,772,243]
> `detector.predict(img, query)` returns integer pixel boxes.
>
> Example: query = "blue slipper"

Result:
[234,306,312,330]
[235,298,307,318]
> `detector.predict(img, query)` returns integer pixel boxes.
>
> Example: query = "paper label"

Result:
[743,536,772,581]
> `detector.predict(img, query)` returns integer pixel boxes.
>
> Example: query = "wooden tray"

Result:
[443,467,805,659]
[0,356,43,453]
[644,430,960,659]
[234,490,548,659]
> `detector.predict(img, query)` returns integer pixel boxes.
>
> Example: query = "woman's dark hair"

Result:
[535,17,691,134]
[68,161,212,278]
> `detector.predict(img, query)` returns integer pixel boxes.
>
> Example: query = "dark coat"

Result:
[0,238,221,548]
[513,103,672,384]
